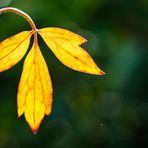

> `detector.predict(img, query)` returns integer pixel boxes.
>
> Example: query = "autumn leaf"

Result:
[0,7,105,134]
[0,31,32,72]
[17,43,53,134]
[39,27,105,75]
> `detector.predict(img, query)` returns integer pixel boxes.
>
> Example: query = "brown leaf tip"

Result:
[32,128,38,135]
[30,124,40,134]
[27,120,42,134]
[99,70,105,75]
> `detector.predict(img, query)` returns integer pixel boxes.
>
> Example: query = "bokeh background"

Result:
[0,0,148,147]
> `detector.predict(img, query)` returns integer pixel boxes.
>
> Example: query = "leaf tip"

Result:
[99,70,105,76]
[31,127,39,135]
[17,109,24,119]
[29,122,41,134]
[18,114,21,119]
[83,38,88,44]
[27,116,44,134]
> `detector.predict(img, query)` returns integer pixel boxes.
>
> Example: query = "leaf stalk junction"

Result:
[0,7,38,45]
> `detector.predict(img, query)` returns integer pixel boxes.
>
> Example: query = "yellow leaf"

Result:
[39,27,105,75]
[17,43,53,134]
[0,31,32,72]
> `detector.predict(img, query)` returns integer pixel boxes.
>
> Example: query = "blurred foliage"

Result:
[0,0,148,147]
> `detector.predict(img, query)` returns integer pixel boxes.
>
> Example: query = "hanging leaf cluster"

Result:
[0,7,105,134]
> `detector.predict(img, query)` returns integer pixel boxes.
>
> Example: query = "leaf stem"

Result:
[0,7,38,45]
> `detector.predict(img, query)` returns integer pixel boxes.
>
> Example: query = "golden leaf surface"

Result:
[0,31,32,72]
[39,27,105,75]
[17,43,53,134]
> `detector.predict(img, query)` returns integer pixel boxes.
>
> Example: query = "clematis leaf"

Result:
[39,27,105,75]
[17,43,53,134]
[0,31,32,72]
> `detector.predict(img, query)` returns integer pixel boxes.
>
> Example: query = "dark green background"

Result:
[0,0,148,147]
